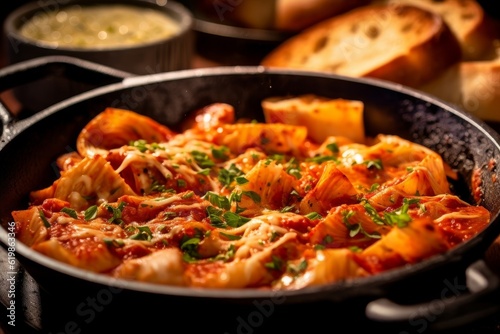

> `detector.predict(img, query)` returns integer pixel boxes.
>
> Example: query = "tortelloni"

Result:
[12,95,491,290]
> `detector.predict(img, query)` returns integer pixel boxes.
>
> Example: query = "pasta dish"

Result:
[11,95,490,290]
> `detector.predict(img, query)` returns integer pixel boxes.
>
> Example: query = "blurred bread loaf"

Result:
[261,3,462,88]
[419,54,500,122]
[195,0,370,31]
[275,0,371,31]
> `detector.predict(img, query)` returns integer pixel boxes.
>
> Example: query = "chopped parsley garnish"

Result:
[363,159,383,170]
[264,255,283,271]
[203,191,231,210]
[180,237,201,262]
[361,198,419,228]
[314,235,332,250]
[103,238,125,248]
[280,205,295,213]
[206,206,226,227]
[181,191,194,199]
[227,190,261,211]
[223,211,251,227]
[307,155,338,164]
[362,201,385,225]
[129,226,153,241]
[342,210,381,239]
[305,212,322,220]
[129,139,148,152]
[163,211,177,220]
[218,164,244,187]
[214,244,236,262]
[197,168,211,176]
[211,146,230,161]
[39,209,51,228]
[269,230,280,242]
[235,176,249,185]
[191,150,215,168]
[326,143,339,154]
[129,140,163,153]
[220,232,242,241]
[303,143,340,164]
[105,201,126,225]
[206,206,251,228]
[84,205,98,221]
[287,259,308,276]
[268,154,285,163]
[61,207,78,219]
[349,246,363,253]
[148,180,168,194]
[241,190,261,203]
[229,191,242,203]
[383,198,419,228]
[286,157,301,179]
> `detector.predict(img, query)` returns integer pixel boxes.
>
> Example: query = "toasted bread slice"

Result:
[261,3,462,88]
[418,54,500,122]
[374,0,498,60]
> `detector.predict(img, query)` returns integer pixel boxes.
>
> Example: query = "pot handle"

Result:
[365,259,500,331]
[0,55,133,124]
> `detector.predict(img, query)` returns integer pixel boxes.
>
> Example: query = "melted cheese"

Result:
[115,151,173,180]
[13,103,491,291]
[139,194,183,207]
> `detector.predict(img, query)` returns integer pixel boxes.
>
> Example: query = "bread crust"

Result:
[374,0,498,60]
[261,3,462,87]
[275,0,371,31]
[419,57,500,121]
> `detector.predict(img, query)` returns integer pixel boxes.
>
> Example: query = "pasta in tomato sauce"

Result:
[12,95,491,290]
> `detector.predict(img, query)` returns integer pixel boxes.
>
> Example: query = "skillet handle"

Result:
[365,259,500,331]
[0,55,133,124]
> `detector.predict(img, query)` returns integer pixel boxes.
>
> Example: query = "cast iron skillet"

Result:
[1,56,500,333]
